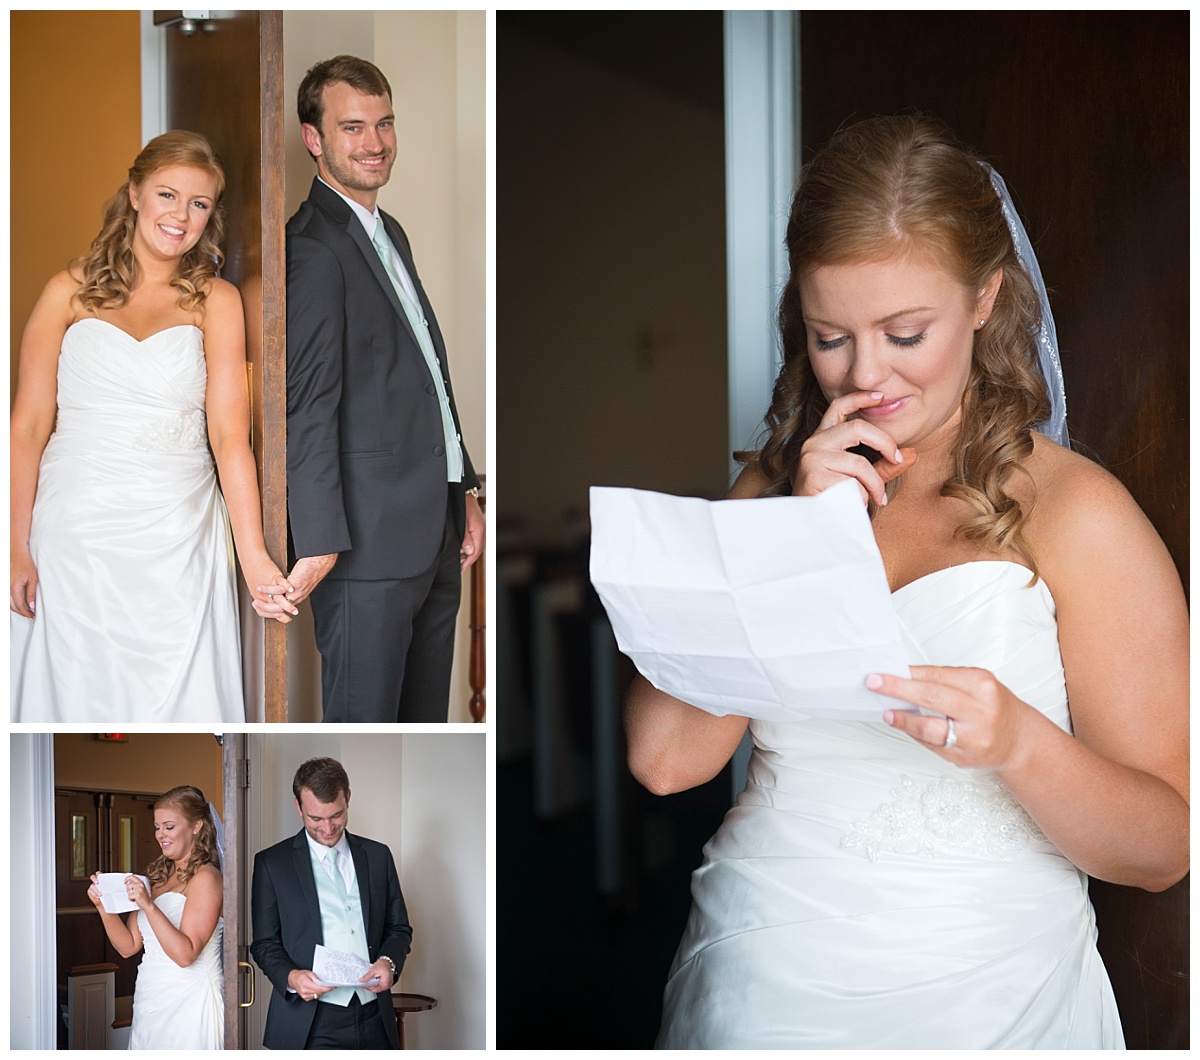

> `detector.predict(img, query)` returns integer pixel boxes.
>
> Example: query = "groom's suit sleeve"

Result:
[376,843,414,975]
[249,847,303,999]
[286,223,353,560]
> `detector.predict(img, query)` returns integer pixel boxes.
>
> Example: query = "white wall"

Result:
[282,12,487,722]
[246,734,485,1050]
[396,734,486,1050]
[10,735,58,1049]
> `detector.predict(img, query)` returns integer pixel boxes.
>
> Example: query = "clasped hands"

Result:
[254,493,485,623]
[868,665,1035,772]
[288,959,394,1002]
[251,554,337,625]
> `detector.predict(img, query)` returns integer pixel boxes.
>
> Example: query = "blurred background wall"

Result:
[9,11,142,402]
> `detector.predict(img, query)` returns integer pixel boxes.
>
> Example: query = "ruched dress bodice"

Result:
[11,319,244,721]
[657,562,1124,1050]
[130,891,224,1049]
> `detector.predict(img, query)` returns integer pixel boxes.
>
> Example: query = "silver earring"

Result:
[978,318,986,327]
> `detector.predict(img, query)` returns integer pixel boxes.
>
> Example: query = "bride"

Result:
[87,786,225,1050]
[627,115,1188,1049]
[9,130,295,721]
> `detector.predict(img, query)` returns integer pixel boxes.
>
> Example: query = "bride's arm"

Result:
[201,280,296,623]
[1005,457,1188,888]
[624,466,773,795]
[626,678,749,795]
[10,272,75,617]
[135,868,223,969]
[878,454,1188,891]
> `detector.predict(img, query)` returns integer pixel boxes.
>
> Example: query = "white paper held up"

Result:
[95,872,152,914]
[589,479,913,722]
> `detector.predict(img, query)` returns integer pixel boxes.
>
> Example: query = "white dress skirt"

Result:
[656,562,1125,1049]
[130,891,223,1049]
[11,319,244,722]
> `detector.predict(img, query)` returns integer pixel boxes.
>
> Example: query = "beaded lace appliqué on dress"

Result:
[840,774,1044,862]
[132,409,208,452]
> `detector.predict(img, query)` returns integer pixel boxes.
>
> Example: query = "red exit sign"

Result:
[97,733,128,742]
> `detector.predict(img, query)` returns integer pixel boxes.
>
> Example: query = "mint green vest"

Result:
[310,845,374,1006]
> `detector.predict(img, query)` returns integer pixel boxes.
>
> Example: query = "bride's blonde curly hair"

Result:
[745,114,1050,575]
[73,130,226,315]
[146,785,220,888]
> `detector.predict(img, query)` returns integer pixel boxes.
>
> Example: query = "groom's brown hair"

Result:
[297,54,392,140]
[292,757,351,804]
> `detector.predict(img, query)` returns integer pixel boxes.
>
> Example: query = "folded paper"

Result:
[95,872,152,914]
[589,480,914,722]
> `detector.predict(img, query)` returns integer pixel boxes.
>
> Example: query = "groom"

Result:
[278,54,484,722]
[250,757,412,1049]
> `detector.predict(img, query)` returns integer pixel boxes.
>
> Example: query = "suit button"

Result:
[433,445,445,456]
[426,384,436,396]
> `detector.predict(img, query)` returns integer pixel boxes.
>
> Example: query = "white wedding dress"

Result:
[11,319,244,721]
[129,891,224,1049]
[657,561,1125,1049]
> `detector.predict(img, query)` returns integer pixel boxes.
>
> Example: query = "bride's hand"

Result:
[866,666,1037,772]
[86,874,106,911]
[125,874,152,912]
[794,391,917,505]
[243,555,298,624]
[10,549,38,618]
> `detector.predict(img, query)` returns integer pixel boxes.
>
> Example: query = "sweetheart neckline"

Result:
[68,318,202,344]
[890,559,1039,597]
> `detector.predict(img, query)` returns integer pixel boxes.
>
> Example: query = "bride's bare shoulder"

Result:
[1022,432,1178,591]
[191,862,223,889]
[728,461,770,499]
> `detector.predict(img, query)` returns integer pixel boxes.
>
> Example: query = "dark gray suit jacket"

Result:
[249,828,413,1050]
[286,177,479,580]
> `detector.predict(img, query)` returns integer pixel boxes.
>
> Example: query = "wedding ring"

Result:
[942,717,958,750]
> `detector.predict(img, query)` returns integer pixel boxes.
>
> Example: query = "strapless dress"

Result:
[657,561,1124,1049]
[11,319,244,721]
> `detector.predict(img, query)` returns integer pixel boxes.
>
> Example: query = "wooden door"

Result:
[54,789,160,1038]
[800,11,1188,1047]
[156,10,289,720]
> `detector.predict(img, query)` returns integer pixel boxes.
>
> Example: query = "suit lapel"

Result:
[341,215,425,351]
[307,177,423,350]
[348,832,372,938]
[307,176,457,426]
[291,830,323,941]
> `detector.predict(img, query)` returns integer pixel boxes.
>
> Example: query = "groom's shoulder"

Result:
[287,197,334,242]
[349,831,396,860]
[257,829,304,863]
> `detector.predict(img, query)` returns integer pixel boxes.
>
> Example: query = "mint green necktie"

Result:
[370,220,464,482]
[328,848,347,898]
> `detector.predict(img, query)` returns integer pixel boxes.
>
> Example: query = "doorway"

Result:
[49,733,227,1048]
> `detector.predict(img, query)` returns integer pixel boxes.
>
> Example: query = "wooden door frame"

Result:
[157,11,288,719]
[221,733,249,1048]
[258,11,289,720]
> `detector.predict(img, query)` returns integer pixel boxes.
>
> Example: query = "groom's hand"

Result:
[258,553,338,608]
[460,492,485,572]
[359,958,395,993]
[288,968,335,1002]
